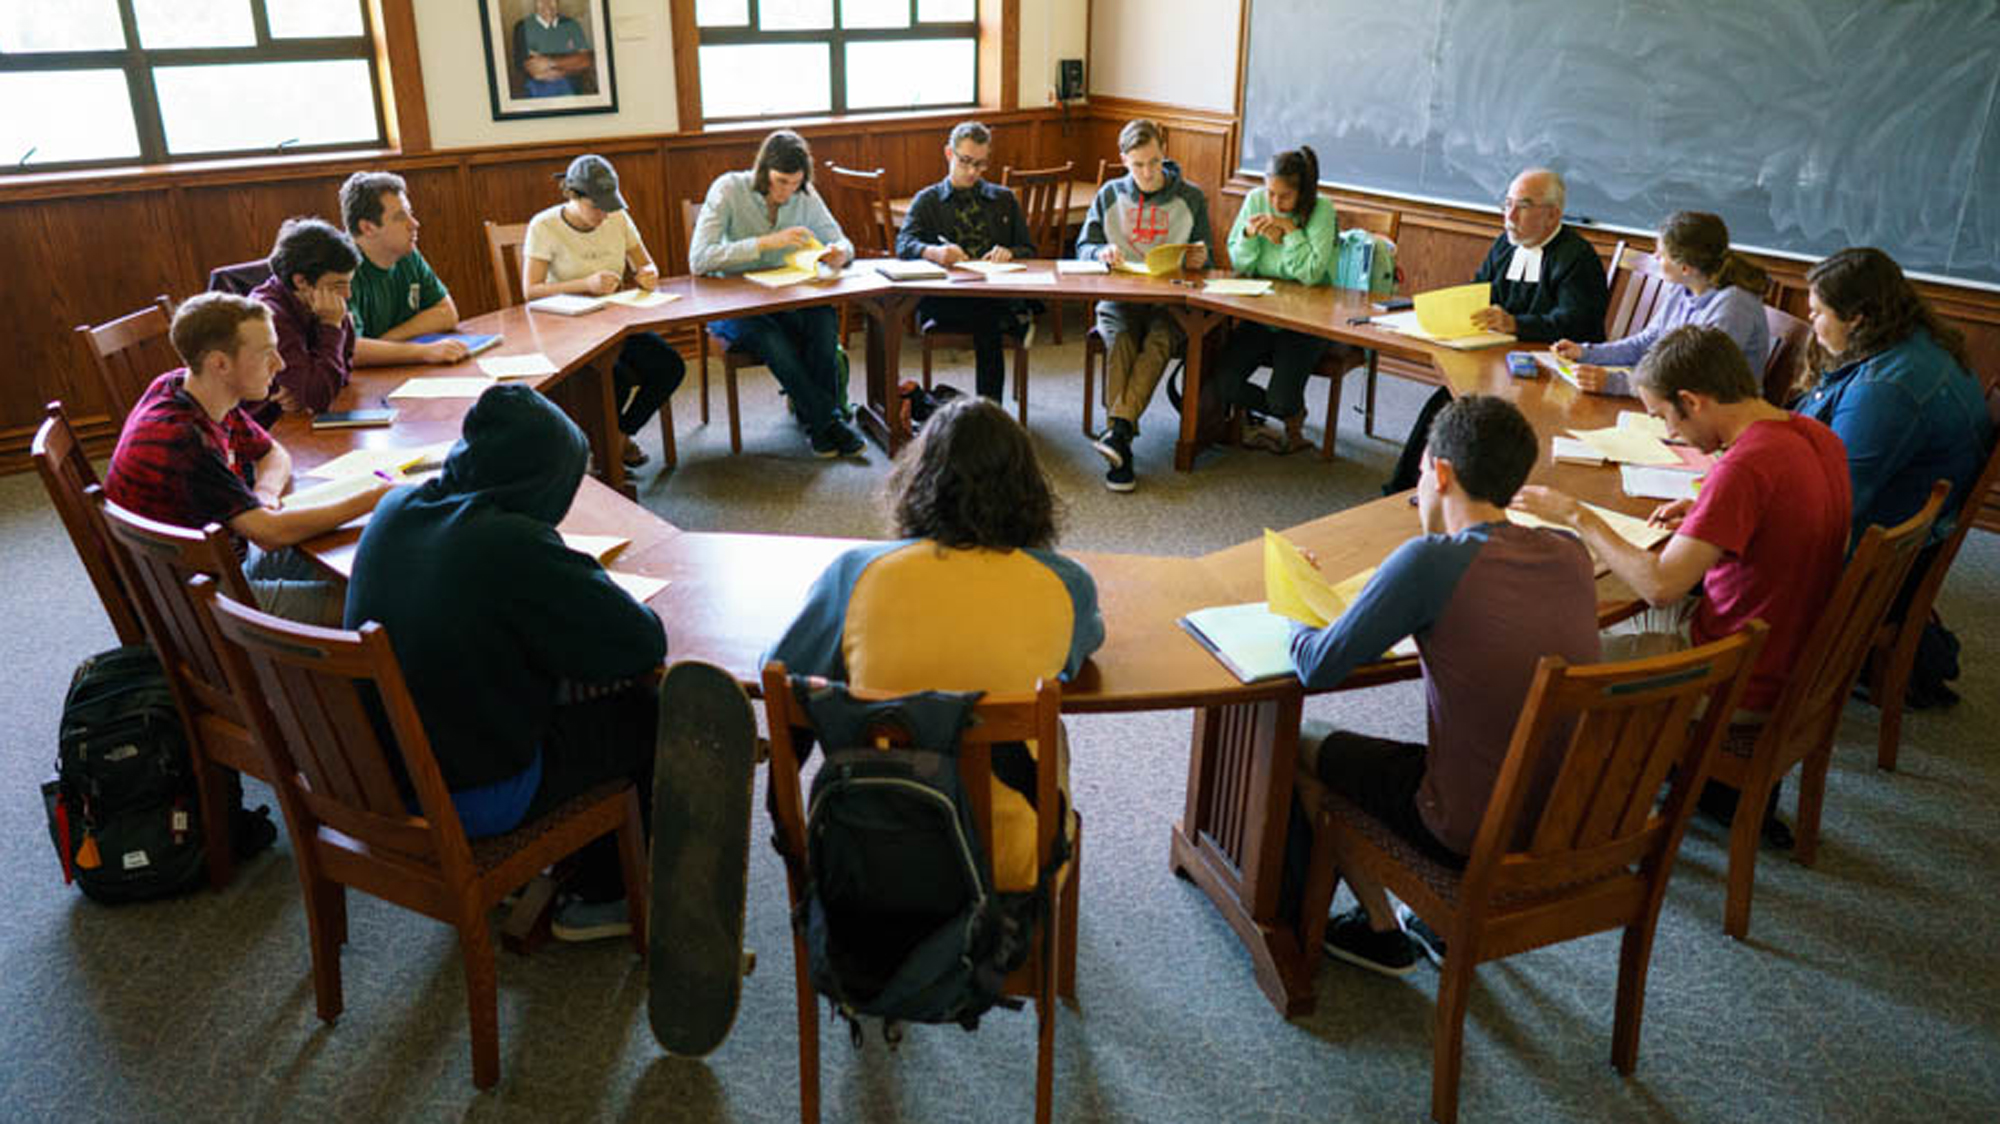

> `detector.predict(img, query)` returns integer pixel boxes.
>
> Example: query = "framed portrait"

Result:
[479,0,619,121]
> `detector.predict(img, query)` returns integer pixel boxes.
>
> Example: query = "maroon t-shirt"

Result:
[104,370,272,556]
[1680,415,1851,711]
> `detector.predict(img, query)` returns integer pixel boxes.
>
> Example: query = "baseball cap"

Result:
[558,154,626,212]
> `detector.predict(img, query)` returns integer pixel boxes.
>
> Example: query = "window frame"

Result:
[0,0,386,176]
[695,0,979,125]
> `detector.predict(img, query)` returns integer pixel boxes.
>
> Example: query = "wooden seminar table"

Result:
[286,263,1662,1017]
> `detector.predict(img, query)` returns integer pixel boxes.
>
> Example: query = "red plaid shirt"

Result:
[105,370,272,554]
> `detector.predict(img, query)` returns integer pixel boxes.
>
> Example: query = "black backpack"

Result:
[41,646,209,904]
[790,680,1068,1042]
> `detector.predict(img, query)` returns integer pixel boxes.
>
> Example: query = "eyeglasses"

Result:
[1500,197,1553,213]
[952,152,990,171]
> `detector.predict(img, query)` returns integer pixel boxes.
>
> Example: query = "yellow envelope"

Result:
[1567,425,1681,467]
[1413,282,1493,339]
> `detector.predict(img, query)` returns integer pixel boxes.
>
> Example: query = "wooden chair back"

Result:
[1304,624,1767,1124]
[1709,481,1949,939]
[1338,202,1401,243]
[1761,304,1812,405]
[761,662,1069,1124]
[680,198,704,268]
[32,403,146,645]
[74,296,177,423]
[191,577,648,1088]
[1872,389,2000,769]
[1602,242,1675,341]
[484,220,530,308]
[96,496,266,887]
[819,162,893,256]
[1092,156,1122,193]
[1001,162,1075,257]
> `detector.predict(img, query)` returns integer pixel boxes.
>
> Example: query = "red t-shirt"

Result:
[1679,415,1851,711]
[104,370,272,556]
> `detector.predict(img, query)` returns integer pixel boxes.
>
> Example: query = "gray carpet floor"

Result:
[3,331,1997,1123]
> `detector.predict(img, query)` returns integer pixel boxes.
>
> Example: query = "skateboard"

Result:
[648,660,759,1057]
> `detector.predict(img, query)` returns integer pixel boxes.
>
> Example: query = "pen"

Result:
[374,470,397,484]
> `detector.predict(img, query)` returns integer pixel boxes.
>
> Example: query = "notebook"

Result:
[1178,602,1298,683]
[872,259,949,281]
[410,331,500,356]
[310,408,396,430]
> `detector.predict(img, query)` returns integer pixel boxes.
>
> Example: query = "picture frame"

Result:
[478,0,619,121]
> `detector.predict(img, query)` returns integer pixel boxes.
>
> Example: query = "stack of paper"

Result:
[1056,260,1109,275]
[1565,425,1681,466]
[527,294,606,316]
[955,260,1025,277]
[604,288,678,308]
[304,440,455,481]
[387,376,497,400]
[561,532,629,563]
[476,353,558,379]
[1204,278,1274,296]
[1371,309,1515,351]
[606,571,668,603]
[1620,464,1702,502]
[1618,410,1669,440]
[1551,436,1607,466]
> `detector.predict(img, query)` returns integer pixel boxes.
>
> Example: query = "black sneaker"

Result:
[231,804,279,860]
[810,419,865,459]
[1105,458,1136,493]
[1403,911,1446,967]
[1091,419,1133,469]
[1322,907,1419,977]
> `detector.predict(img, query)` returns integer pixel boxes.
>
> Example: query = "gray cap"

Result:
[558,154,626,212]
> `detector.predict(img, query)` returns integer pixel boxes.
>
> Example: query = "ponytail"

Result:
[1267,145,1321,226]
[1710,250,1770,297]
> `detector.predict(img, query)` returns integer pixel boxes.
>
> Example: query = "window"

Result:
[0,0,383,174]
[695,0,978,122]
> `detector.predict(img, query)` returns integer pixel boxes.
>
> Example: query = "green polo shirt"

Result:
[347,249,449,339]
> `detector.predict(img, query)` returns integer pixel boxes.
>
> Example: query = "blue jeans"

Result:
[711,306,845,433]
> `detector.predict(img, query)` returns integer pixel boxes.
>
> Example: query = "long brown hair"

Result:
[1805,247,1972,380]
[1659,211,1767,295]
[752,130,814,195]
[886,398,1060,551]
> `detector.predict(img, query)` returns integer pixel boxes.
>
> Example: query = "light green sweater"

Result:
[1225,186,1338,285]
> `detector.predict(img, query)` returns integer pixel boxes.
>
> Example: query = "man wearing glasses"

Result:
[894,120,1039,403]
[1384,168,1610,493]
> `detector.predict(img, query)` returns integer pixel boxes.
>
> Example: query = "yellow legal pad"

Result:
[1113,242,1198,276]
[1262,529,1376,628]
[745,239,834,288]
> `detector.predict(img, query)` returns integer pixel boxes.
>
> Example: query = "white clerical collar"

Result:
[536,14,558,29]
[1504,245,1544,284]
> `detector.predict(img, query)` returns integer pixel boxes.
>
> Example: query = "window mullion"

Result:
[828,30,846,116]
[112,0,170,165]
[250,0,274,48]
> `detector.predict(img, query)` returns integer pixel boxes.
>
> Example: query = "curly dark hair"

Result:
[268,216,360,287]
[1805,247,1972,382]
[886,397,1061,551]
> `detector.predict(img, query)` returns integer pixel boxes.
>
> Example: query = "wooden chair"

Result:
[485,218,678,465]
[1707,482,1948,939]
[1316,202,1403,446]
[819,162,894,258]
[1866,391,2000,770]
[1760,304,1812,406]
[95,497,268,890]
[190,578,647,1090]
[74,295,177,423]
[761,663,1078,1124]
[1296,625,1769,1124]
[1602,242,1675,341]
[680,199,752,453]
[31,402,146,646]
[914,165,1039,419]
[1002,162,1076,344]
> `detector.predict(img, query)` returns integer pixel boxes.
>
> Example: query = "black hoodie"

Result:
[344,385,667,792]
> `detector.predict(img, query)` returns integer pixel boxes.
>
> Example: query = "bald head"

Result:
[1503,168,1565,248]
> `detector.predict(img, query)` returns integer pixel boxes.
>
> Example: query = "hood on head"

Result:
[432,384,586,525]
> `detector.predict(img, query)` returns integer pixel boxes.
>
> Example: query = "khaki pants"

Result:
[1602,598,1769,724]
[1096,301,1185,428]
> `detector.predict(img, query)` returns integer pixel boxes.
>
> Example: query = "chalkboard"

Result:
[1240,0,2000,288]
